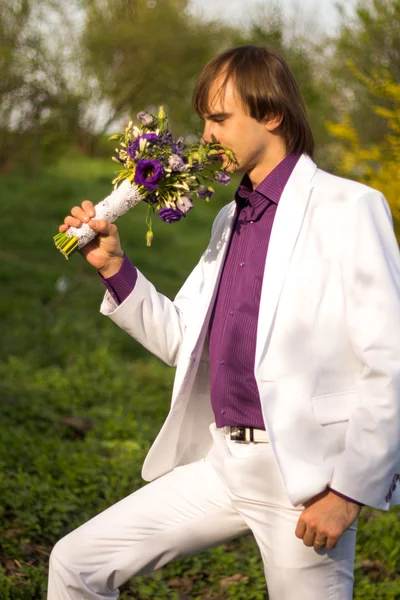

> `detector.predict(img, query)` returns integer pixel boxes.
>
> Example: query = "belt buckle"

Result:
[230,426,247,442]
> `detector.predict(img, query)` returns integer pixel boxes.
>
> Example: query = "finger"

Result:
[295,518,306,540]
[88,220,117,236]
[325,534,338,550]
[81,200,95,218]
[59,224,69,232]
[64,215,82,228]
[302,529,317,547]
[314,536,327,551]
[71,205,89,223]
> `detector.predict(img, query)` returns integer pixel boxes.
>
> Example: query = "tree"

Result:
[0,0,87,171]
[328,0,400,147]
[80,0,227,136]
[327,67,400,240]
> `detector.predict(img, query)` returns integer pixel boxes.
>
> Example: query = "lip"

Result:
[219,152,237,171]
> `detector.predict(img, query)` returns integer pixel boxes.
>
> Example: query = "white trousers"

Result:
[48,425,357,599]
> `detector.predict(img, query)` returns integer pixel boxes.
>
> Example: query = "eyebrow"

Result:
[204,112,232,120]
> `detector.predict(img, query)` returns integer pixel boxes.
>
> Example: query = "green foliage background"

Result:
[1,157,400,599]
[1,0,400,597]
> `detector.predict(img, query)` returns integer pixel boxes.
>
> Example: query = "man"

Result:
[48,45,400,599]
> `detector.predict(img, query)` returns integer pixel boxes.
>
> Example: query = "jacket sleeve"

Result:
[330,190,400,509]
[99,204,232,366]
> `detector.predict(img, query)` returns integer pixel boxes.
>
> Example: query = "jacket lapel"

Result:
[186,201,237,354]
[204,202,237,305]
[255,155,317,368]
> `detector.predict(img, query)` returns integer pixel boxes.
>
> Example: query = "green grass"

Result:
[0,155,399,599]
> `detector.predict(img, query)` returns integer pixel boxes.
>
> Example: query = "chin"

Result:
[232,163,246,174]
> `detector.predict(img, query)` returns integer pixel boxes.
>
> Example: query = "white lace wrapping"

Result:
[65,179,144,249]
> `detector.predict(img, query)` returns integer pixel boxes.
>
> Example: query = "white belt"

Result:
[223,426,269,443]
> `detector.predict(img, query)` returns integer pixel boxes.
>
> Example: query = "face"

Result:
[201,75,282,176]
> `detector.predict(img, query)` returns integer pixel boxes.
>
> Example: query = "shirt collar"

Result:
[235,153,302,220]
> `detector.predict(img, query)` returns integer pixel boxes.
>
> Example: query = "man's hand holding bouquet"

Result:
[54,106,236,274]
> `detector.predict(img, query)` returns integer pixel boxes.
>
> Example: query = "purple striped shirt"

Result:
[209,153,300,428]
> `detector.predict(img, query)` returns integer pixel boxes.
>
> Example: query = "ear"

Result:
[264,114,283,132]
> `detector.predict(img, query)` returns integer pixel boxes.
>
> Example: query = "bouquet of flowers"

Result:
[54,106,236,258]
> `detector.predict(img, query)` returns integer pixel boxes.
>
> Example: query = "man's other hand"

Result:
[295,489,362,550]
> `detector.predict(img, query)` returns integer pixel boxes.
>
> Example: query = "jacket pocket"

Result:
[312,391,358,425]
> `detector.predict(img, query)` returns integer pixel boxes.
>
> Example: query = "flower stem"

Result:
[145,205,153,246]
[54,232,79,259]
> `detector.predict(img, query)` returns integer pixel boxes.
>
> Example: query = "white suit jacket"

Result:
[101,154,400,510]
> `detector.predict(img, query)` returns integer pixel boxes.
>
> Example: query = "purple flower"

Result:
[197,186,214,200]
[168,154,186,172]
[134,159,164,191]
[137,111,154,127]
[176,196,193,214]
[160,131,173,145]
[157,207,184,223]
[127,133,159,160]
[215,171,231,186]
[172,136,186,156]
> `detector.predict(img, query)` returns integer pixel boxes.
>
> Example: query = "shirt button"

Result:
[221,409,226,415]
[250,221,254,224]
[240,261,245,267]
[220,360,225,365]
[230,310,234,316]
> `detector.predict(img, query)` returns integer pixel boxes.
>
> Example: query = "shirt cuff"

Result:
[98,254,138,305]
[329,487,364,507]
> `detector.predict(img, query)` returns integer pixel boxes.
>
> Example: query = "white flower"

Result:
[168,154,186,172]
[176,196,193,214]
[137,111,155,126]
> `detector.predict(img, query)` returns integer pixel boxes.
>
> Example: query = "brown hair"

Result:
[193,45,314,159]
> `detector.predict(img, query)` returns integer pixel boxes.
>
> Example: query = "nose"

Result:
[202,121,216,145]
